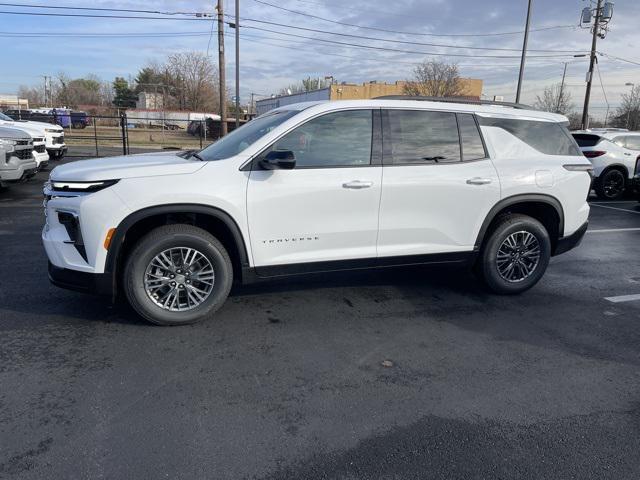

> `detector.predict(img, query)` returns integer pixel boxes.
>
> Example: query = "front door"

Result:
[378,109,501,258]
[247,109,382,275]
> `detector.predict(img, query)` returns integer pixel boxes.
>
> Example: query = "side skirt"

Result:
[241,251,476,284]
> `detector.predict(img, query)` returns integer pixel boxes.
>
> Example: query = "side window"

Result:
[624,136,640,150]
[457,114,486,160]
[478,116,581,156]
[612,136,627,148]
[386,110,460,164]
[270,110,373,168]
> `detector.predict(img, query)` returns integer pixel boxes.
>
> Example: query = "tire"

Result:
[123,224,233,325]
[476,214,551,295]
[595,169,626,200]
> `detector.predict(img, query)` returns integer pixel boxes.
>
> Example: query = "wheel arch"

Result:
[599,163,630,179]
[105,204,250,295]
[475,194,565,254]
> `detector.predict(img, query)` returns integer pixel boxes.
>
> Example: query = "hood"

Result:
[0,121,46,137]
[16,120,63,132]
[50,151,206,182]
[0,126,32,140]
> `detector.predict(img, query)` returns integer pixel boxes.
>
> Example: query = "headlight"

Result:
[45,128,61,133]
[50,179,119,192]
[0,138,16,153]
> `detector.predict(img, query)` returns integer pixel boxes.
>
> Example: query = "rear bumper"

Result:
[48,262,113,295]
[554,221,588,256]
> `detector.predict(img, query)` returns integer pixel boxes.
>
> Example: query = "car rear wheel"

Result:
[124,224,233,325]
[595,169,626,200]
[476,214,551,294]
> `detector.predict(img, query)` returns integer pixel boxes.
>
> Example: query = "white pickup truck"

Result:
[0,111,66,161]
[0,126,37,187]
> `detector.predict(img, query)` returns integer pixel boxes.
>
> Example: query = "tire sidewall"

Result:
[597,169,626,200]
[125,231,232,325]
[481,217,551,294]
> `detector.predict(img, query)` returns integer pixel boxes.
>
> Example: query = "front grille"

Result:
[52,136,64,145]
[35,144,46,153]
[15,148,34,160]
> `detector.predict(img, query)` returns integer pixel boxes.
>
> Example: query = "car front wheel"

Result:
[476,214,551,294]
[123,224,233,325]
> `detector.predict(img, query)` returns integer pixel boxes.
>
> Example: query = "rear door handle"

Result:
[466,177,493,185]
[342,180,373,189]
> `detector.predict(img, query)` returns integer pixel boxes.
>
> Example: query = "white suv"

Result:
[572,129,640,200]
[43,99,591,325]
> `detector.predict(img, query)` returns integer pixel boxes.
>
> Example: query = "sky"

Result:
[1,0,639,119]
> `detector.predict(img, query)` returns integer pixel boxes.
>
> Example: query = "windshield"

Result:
[0,112,13,121]
[197,110,300,161]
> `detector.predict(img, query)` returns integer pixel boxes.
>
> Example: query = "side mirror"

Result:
[259,150,296,170]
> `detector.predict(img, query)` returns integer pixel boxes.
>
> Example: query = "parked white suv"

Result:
[43,99,591,325]
[0,111,66,160]
[571,129,640,200]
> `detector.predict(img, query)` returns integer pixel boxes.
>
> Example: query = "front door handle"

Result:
[343,180,373,189]
[466,177,493,185]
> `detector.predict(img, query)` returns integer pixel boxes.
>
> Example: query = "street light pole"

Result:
[515,0,533,104]
[556,62,568,113]
[624,82,635,129]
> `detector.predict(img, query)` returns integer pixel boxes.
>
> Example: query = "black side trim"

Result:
[104,204,250,291]
[553,221,588,256]
[48,262,112,295]
[474,194,565,250]
[252,251,474,279]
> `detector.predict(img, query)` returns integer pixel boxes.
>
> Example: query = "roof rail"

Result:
[372,95,533,110]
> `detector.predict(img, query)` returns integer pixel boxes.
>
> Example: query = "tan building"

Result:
[0,94,29,110]
[328,79,483,100]
[255,79,483,115]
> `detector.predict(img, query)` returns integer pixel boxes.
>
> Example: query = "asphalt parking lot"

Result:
[1,154,639,479]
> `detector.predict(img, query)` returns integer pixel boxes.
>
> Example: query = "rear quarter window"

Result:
[479,116,581,156]
[572,133,603,148]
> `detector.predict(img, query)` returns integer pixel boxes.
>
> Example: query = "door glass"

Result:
[270,110,373,167]
[457,114,486,160]
[386,110,460,164]
[624,136,640,150]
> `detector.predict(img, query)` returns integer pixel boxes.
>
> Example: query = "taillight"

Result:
[583,150,606,158]
[635,156,640,175]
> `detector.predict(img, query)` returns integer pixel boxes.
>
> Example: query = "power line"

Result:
[0,10,211,20]
[230,13,585,53]
[236,23,579,59]
[0,2,207,15]
[252,0,576,38]
[598,51,640,67]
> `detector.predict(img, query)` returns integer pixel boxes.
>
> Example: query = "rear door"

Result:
[377,109,500,258]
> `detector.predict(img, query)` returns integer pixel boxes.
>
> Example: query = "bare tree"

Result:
[17,85,44,107]
[533,83,573,115]
[610,84,640,130]
[278,77,332,96]
[165,52,219,111]
[403,60,467,97]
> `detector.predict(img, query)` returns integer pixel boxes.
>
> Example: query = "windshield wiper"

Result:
[190,152,206,161]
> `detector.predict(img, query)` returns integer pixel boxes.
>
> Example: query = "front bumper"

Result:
[47,145,67,157]
[33,149,50,170]
[0,158,38,182]
[48,262,113,295]
[554,221,588,256]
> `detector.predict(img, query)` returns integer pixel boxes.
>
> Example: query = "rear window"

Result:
[572,133,603,148]
[478,116,581,156]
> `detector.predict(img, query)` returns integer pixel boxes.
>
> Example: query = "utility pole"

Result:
[556,62,568,113]
[217,0,228,137]
[581,0,602,130]
[235,0,240,129]
[515,0,532,104]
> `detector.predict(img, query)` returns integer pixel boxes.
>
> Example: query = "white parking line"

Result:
[587,228,640,233]
[590,203,640,215]
[590,201,638,204]
[604,294,640,303]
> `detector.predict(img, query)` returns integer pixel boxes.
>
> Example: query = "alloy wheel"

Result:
[496,231,541,283]
[144,247,215,311]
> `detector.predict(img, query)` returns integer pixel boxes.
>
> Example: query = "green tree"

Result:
[112,77,136,108]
